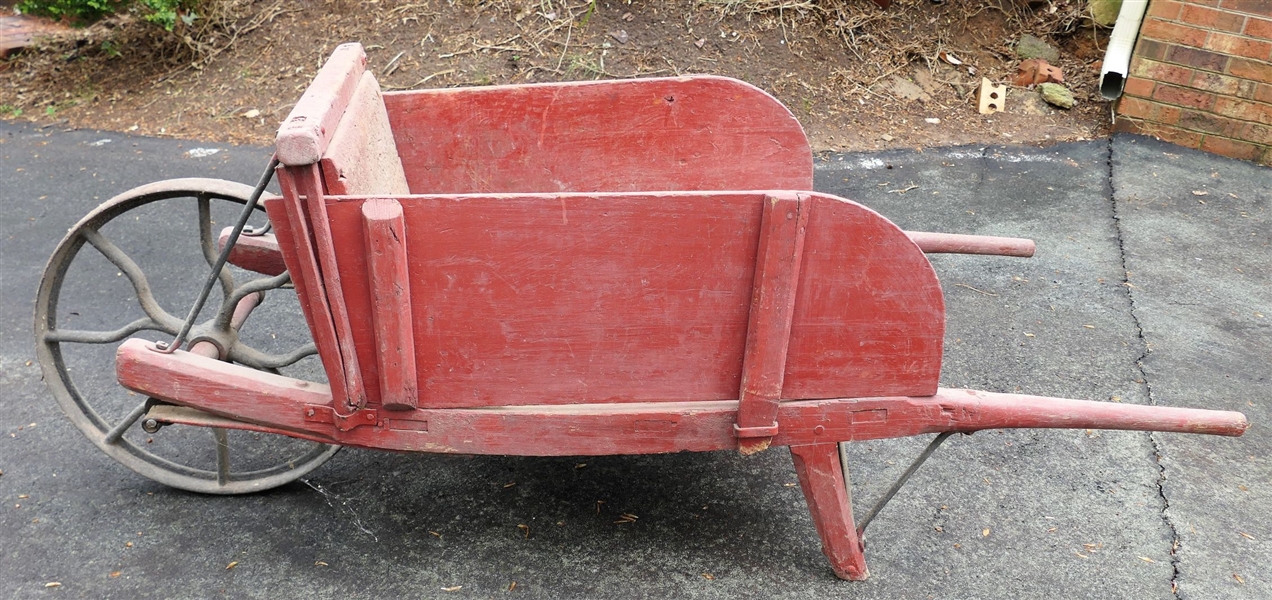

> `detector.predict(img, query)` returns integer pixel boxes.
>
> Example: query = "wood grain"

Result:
[381,76,813,194]
[275,42,367,166]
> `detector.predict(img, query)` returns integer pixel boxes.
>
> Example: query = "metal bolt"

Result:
[365,413,376,421]
[306,408,316,417]
[154,342,168,351]
[141,418,161,433]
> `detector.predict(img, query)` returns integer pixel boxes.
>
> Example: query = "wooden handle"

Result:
[906,231,1036,257]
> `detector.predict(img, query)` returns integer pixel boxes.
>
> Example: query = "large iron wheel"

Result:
[34,178,340,494]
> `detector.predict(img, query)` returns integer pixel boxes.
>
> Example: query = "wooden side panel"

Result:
[275,42,367,166]
[782,193,945,399]
[790,443,869,580]
[381,76,813,194]
[735,193,808,454]
[319,71,411,196]
[322,191,943,408]
[362,199,418,411]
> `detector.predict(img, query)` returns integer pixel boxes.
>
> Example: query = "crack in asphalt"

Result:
[1105,137,1183,599]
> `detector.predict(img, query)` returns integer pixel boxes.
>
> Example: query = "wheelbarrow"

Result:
[34,42,1248,581]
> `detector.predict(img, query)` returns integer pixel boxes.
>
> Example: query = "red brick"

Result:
[1213,96,1272,123]
[1149,0,1184,20]
[1144,123,1206,148]
[1220,0,1272,18]
[1134,58,1196,85]
[1179,109,1237,134]
[1190,70,1243,94]
[1200,135,1262,160]
[1123,76,1157,98]
[1231,121,1272,144]
[1113,116,1146,135]
[1246,17,1272,38]
[1257,83,1272,103]
[1153,84,1217,109]
[1227,57,1272,80]
[1204,32,1272,60]
[1166,45,1230,72]
[1120,95,1184,123]
[1181,5,1247,31]
[1142,19,1210,46]
[1261,146,1272,166]
[1135,38,1171,61]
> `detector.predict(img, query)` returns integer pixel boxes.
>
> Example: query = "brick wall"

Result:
[1114,0,1272,165]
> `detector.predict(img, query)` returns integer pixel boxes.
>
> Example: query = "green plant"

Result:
[18,0,200,31]
[0,104,23,118]
[45,105,58,117]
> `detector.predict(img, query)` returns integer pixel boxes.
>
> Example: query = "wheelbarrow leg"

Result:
[790,443,869,580]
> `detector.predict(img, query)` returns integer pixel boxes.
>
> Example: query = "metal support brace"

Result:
[842,431,957,537]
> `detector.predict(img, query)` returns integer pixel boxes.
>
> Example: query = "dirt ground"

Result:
[0,0,1113,152]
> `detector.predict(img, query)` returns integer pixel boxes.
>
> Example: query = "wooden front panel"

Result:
[381,76,813,194]
[315,191,943,409]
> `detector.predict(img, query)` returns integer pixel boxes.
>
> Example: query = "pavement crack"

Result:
[1106,137,1182,600]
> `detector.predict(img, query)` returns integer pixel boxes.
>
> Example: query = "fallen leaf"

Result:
[1138,556,1155,563]
[982,528,991,537]
[226,561,238,570]
[442,585,463,592]
[1191,190,1208,196]
[517,524,530,538]
[429,530,441,537]
[939,52,963,65]
[242,109,261,119]
[1239,532,1255,540]
[45,582,61,588]
[694,38,706,49]
[503,482,516,488]
[1234,573,1244,584]
[315,561,328,566]
[702,573,715,580]
[509,581,517,591]
[109,571,121,578]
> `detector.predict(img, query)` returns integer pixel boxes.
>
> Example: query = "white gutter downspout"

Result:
[1100,0,1151,100]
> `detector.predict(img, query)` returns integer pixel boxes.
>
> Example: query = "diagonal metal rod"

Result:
[156,157,280,354]
[855,431,956,536]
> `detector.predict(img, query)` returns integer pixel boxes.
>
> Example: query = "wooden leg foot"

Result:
[790,442,870,581]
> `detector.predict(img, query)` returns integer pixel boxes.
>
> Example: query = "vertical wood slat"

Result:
[362,198,418,411]
[293,164,367,410]
[735,192,809,455]
[274,167,350,407]
[790,443,870,580]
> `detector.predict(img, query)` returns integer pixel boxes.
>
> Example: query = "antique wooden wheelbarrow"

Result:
[35,43,1247,580]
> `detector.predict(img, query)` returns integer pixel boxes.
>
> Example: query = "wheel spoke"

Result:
[216,272,291,330]
[105,401,150,444]
[198,195,236,304]
[214,428,230,486]
[79,227,183,332]
[44,317,176,344]
[228,341,319,370]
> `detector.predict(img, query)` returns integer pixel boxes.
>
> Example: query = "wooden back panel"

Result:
[381,76,814,194]
[285,191,944,409]
[319,71,411,196]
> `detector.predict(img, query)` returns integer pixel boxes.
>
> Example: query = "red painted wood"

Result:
[218,229,288,276]
[735,193,808,454]
[906,231,1035,257]
[362,198,418,411]
[115,339,1248,455]
[268,171,351,406]
[318,71,411,196]
[313,191,943,409]
[790,443,869,580]
[275,42,367,166]
[216,227,1035,279]
[294,164,368,409]
[381,76,813,194]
